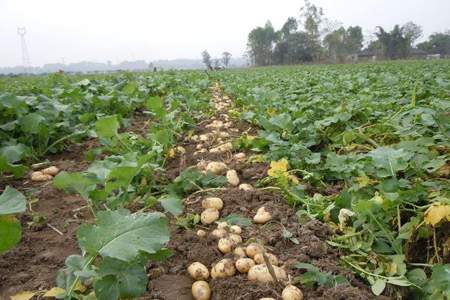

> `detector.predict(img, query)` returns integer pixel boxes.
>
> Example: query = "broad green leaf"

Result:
[222,214,252,227]
[77,210,169,261]
[97,257,147,299]
[19,113,45,134]
[105,166,138,193]
[158,194,183,216]
[95,115,120,139]
[407,268,428,286]
[0,186,26,215]
[94,275,119,300]
[53,171,97,200]
[371,279,386,295]
[146,96,166,118]
[0,144,27,164]
[0,215,22,254]
[122,81,137,95]
[367,147,412,178]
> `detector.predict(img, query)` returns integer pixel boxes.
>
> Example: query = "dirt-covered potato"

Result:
[176,146,186,154]
[199,134,209,142]
[218,238,234,254]
[230,225,242,234]
[235,258,255,273]
[253,206,272,224]
[201,208,220,225]
[282,285,303,300]
[238,183,254,191]
[196,229,207,238]
[196,144,204,150]
[192,280,211,300]
[211,259,236,279]
[234,152,246,160]
[229,233,242,244]
[226,169,240,186]
[217,221,228,229]
[206,162,227,175]
[253,253,278,266]
[210,228,227,239]
[188,262,210,280]
[31,171,52,182]
[41,166,59,176]
[202,197,223,210]
[248,264,287,283]
[233,247,247,258]
[246,243,264,258]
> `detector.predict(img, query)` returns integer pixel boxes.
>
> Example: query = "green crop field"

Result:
[0,60,449,300]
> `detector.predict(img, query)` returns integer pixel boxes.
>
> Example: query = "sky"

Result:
[1,0,449,67]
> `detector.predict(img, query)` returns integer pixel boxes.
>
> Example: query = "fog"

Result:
[1,0,449,67]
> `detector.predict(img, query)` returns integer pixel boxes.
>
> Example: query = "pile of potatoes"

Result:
[30,166,59,182]
[190,221,303,300]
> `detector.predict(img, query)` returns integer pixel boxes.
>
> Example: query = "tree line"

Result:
[246,0,450,66]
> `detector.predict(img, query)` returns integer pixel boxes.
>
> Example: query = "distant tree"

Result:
[375,25,409,59]
[417,31,450,55]
[300,0,324,61]
[402,22,423,47]
[201,50,212,70]
[323,26,363,62]
[247,21,276,66]
[213,58,221,70]
[222,52,232,68]
[281,17,298,39]
[346,26,364,53]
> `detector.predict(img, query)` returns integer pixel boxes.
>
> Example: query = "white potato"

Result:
[230,225,242,234]
[282,285,303,300]
[246,243,264,258]
[202,197,223,210]
[233,247,247,258]
[211,259,236,279]
[196,230,207,238]
[226,170,240,186]
[218,238,234,254]
[248,264,287,283]
[206,162,227,175]
[253,207,272,224]
[188,262,210,280]
[238,183,254,191]
[31,171,52,182]
[191,281,211,300]
[210,228,227,239]
[41,166,59,176]
[235,258,255,273]
[201,208,220,225]
[253,253,278,266]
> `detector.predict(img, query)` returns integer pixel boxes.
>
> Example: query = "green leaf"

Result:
[222,214,252,227]
[53,171,97,200]
[104,166,138,193]
[407,268,428,286]
[367,147,412,178]
[0,186,26,215]
[0,216,22,254]
[146,96,166,118]
[122,81,137,95]
[158,194,183,216]
[371,279,386,296]
[19,113,45,134]
[95,115,120,139]
[94,275,119,300]
[77,210,170,262]
[0,144,27,164]
[97,257,147,299]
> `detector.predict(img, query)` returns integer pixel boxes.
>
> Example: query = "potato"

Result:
[239,183,254,191]
[229,234,242,244]
[248,264,287,283]
[230,225,242,234]
[211,259,236,279]
[219,132,229,138]
[233,247,247,258]
[201,208,220,225]
[177,146,186,154]
[211,228,227,239]
[199,134,209,142]
[41,166,59,176]
[260,298,276,300]
[253,207,272,224]
[218,238,234,254]
[202,197,223,210]
[235,258,255,273]
[282,285,303,300]
[253,253,278,266]
[206,162,227,175]
[188,262,210,280]
[191,281,211,300]
[31,171,52,182]
[233,152,246,160]
[217,221,228,229]
[246,243,264,258]
[226,170,240,186]
[197,160,208,170]
[196,144,204,150]
[197,229,207,238]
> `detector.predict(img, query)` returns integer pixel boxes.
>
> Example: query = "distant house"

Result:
[357,49,377,61]
[426,54,441,60]
[409,48,428,59]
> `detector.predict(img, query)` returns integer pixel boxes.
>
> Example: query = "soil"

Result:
[146,85,384,300]
[1,85,385,300]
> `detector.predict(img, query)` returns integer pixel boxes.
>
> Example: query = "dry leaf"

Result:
[43,287,65,297]
[268,158,288,177]
[10,291,36,300]
[424,204,450,226]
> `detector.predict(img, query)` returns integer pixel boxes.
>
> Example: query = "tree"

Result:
[201,50,212,70]
[247,21,276,66]
[300,0,324,61]
[417,31,450,55]
[375,25,409,59]
[402,22,423,47]
[346,26,364,54]
[213,58,221,70]
[222,52,232,68]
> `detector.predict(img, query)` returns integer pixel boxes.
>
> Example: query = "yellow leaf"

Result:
[268,158,288,177]
[288,174,300,184]
[43,287,65,297]
[370,192,384,205]
[73,280,86,292]
[424,204,450,226]
[11,291,36,300]
[167,148,176,158]
[356,176,376,187]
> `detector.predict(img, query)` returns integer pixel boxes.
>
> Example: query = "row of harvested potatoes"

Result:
[189,218,303,300]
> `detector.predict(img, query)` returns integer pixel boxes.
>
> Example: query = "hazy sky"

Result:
[1,0,449,67]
